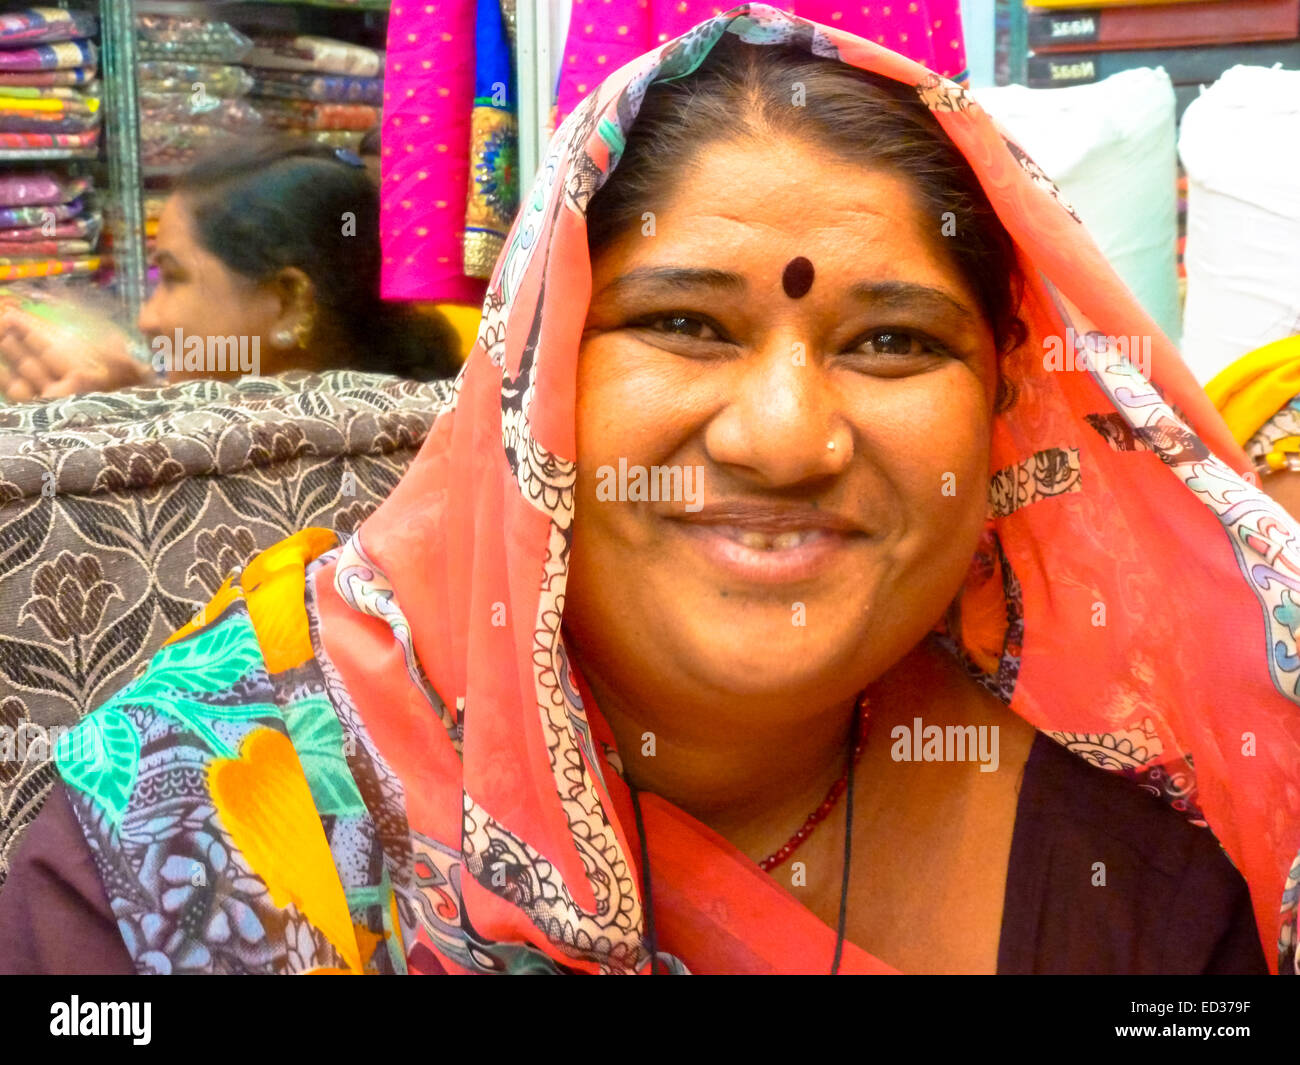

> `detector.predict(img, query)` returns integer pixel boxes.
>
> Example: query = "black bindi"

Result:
[782,256,814,299]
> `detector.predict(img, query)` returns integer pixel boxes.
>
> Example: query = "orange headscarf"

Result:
[308,5,1300,973]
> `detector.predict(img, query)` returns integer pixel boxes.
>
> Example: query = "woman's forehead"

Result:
[590,141,976,307]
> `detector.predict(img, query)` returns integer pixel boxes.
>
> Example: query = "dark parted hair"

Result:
[585,35,1028,362]
[173,135,459,381]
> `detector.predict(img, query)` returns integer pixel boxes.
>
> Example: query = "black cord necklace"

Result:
[629,777,661,975]
[831,732,857,975]
[629,711,859,975]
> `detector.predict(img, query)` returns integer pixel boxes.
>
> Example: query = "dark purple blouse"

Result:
[0,732,1270,974]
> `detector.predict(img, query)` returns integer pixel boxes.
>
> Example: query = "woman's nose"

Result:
[136,292,161,339]
[704,339,853,487]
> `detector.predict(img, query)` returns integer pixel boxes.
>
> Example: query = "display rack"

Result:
[10,2,613,322]
[98,0,146,322]
[24,0,394,323]
[995,0,1029,85]
[0,3,109,291]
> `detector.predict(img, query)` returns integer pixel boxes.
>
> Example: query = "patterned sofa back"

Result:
[0,370,451,891]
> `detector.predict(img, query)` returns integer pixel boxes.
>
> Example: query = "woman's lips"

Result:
[669,519,863,584]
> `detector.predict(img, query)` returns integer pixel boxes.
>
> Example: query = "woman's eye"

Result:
[857,330,930,357]
[635,314,723,342]
[843,329,957,376]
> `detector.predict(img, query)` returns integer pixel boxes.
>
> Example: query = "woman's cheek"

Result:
[577,340,703,462]
[881,377,991,535]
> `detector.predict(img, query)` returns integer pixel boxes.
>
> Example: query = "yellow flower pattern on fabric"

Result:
[209,726,363,973]
[54,524,406,973]
[164,575,241,647]
[240,528,339,674]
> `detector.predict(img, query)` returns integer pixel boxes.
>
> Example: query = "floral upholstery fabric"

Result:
[0,370,452,891]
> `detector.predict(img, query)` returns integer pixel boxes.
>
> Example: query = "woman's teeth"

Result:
[722,528,821,551]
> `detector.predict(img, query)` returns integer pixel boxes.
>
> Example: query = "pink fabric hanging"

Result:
[381,2,966,302]
[380,1,485,303]
[555,1,967,128]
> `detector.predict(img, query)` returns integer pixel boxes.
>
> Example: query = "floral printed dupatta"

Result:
[56,5,1300,974]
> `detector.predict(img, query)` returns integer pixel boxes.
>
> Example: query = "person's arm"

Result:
[0,305,157,402]
[0,783,136,974]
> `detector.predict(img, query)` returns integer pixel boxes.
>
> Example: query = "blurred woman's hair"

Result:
[174,136,458,380]
[586,36,1028,361]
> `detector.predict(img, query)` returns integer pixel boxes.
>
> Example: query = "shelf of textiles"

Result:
[0,7,107,289]
[242,31,384,149]
[137,10,384,171]
[135,8,386,287]
[232,0,385,157]
[1022,0,1300,97]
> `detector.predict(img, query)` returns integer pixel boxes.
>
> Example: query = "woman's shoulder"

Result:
[0,783,135,974]
[1000,731,1269,974]
[0,526,346,975]
[1021,733,1230,872]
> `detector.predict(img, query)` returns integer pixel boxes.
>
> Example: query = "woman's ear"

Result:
[267,266,319,349]
[993,375,1017,415]
[271,266,316,314]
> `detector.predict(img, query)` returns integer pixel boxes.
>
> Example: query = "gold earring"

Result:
[293,315,314,350]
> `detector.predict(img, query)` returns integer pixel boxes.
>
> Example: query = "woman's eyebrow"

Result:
[849,280,977,324]
[594,266,747,300]
[594,270,978,325]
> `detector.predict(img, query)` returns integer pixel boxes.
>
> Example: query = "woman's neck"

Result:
[572,651,862,863]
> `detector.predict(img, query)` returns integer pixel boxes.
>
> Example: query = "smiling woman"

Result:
[567,39,1023,972]
[0,5,1297,976]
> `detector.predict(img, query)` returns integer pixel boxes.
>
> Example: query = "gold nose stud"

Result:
[827,441,836,451]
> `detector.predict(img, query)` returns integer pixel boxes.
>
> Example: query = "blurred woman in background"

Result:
[0,136,459,400]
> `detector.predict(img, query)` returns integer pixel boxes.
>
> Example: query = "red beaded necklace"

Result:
[759,694,871,873]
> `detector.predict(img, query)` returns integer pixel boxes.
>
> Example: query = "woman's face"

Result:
[136,195,292,382]
[566,136,1002,715]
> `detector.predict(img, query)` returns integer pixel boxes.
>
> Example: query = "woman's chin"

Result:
[668,623,873,701]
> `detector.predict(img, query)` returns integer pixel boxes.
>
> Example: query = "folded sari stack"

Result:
[244,35,384,77]
[138,60,254,100]
[0,170,100,282]
[136,14,261,172]
[0,8,100,156]
[0,6,96,91]
[250,69,383,106]
[243,35,384,152]
[0,11,104,287]
[255,98,379,132]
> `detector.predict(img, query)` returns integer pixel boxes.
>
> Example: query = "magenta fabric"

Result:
[554,1,967,128]
[380,0,485,302]
[380,2,965,302]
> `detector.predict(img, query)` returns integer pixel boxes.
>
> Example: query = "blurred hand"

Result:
[0,306,157,402]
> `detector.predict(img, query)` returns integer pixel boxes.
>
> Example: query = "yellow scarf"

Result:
[1206,336,1300,457]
